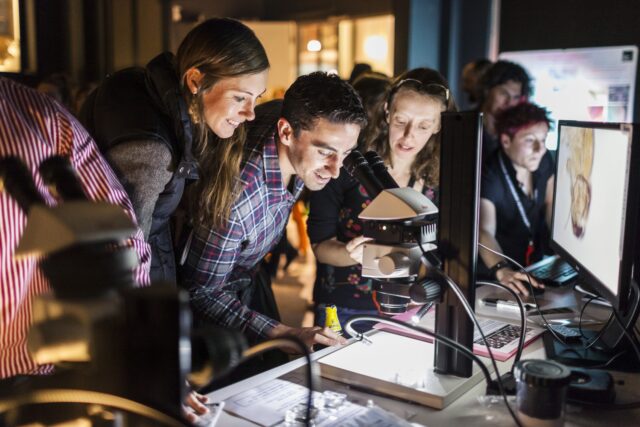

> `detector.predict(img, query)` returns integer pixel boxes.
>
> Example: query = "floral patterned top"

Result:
[307,168,438,310]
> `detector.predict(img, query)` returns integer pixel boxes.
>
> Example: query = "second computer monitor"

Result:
[551,120,640,311]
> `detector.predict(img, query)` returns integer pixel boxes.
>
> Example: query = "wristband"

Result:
[489,260,511,279]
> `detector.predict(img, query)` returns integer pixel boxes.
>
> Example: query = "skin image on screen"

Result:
[562,126,594,238]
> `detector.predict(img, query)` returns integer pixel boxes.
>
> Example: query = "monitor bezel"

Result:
[550,120,640,312]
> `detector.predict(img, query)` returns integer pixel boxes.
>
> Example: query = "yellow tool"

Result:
[324,304,343,335]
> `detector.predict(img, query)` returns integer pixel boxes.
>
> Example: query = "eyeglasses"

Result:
[389,78,450,103]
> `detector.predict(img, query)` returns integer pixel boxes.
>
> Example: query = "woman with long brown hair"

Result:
[307,67,456,330]
[81,18,269,284]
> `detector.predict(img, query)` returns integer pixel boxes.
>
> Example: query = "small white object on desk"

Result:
[193,401,225,427]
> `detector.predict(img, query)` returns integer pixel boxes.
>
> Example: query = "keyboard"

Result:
[474,324,532,349]
[526,256,577,287]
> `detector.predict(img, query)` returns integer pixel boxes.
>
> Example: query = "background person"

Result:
[478,102,553,295]
[351,72,392,146]
[477,60,531,161]
[0,76,150,381]
[460,58,492,108]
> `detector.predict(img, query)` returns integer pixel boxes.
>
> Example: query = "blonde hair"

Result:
[365,69,457,187]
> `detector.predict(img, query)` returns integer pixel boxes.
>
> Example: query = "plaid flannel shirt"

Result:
[183,102,304,340]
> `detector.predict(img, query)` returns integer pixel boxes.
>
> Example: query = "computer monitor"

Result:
[434,111,483,377]
[545,120,640,367]
[551,121,640,311]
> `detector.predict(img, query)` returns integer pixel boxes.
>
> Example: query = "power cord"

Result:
[578,295,614,350]
[610,301,640,363]
[478,245,640,411]
[477,245,575,345]
[475,280,527,370]
[343,316,492,386]
[418,242,523,427]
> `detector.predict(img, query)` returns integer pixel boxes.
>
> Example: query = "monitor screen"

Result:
[500,46,638,150]
[552,121,636,302]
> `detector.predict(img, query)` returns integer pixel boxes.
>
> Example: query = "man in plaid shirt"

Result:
[183,72,366,349]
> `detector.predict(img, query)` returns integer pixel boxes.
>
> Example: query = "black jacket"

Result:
[80,52,198,284]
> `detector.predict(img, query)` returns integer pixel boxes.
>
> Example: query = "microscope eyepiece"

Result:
[343,150,384,198]
[364,151,399,189]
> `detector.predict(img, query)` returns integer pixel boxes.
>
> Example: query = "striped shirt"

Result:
[183,102,304,341]
[0,77,151,379]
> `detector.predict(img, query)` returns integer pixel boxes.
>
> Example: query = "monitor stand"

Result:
[543,281,640,372]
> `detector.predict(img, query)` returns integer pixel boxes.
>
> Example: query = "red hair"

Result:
[495,102,551,138]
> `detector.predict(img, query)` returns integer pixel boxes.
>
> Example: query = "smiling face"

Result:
[501,121,549,172]
[387,89,445,162]
[278,117,360,191]
[188,69,268,139]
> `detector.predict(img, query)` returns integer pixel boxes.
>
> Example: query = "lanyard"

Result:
[498,153,536,265]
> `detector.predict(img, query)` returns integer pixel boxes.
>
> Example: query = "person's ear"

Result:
[277,118,294,147]
[384,102,390,123]
[500,133,511,149]
[185,67,203,95]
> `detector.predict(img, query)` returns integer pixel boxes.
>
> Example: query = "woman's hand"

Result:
[495,267,544,296]
[345,236,373,264]
[269,324,347,352]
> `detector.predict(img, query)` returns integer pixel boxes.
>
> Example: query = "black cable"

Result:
[588,350,629,369]
[241,337,314,427]
[419,242,523,427]
[578,295,614,351]
[610,303,640,363]
[476,280,527,371]
[345,314,525,427]
[578,295,599,337]
[478,248,640,411]
[343,316,493,387]
[477,245,572,345]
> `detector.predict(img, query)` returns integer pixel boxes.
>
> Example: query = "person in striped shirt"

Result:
[0,76,151,380]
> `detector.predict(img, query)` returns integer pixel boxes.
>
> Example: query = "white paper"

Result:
[224,379,307,426]
[223,378,416,427]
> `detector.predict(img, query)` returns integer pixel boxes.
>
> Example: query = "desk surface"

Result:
[207,286,640,426]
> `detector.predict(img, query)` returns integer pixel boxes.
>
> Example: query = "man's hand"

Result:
[345,236,373,264]
[269,324,347,352]
[182,390,209,423]
[495,267,544,296]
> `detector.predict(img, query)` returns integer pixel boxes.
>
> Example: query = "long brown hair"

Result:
[176,18,269,229]
[365,68,457,188]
